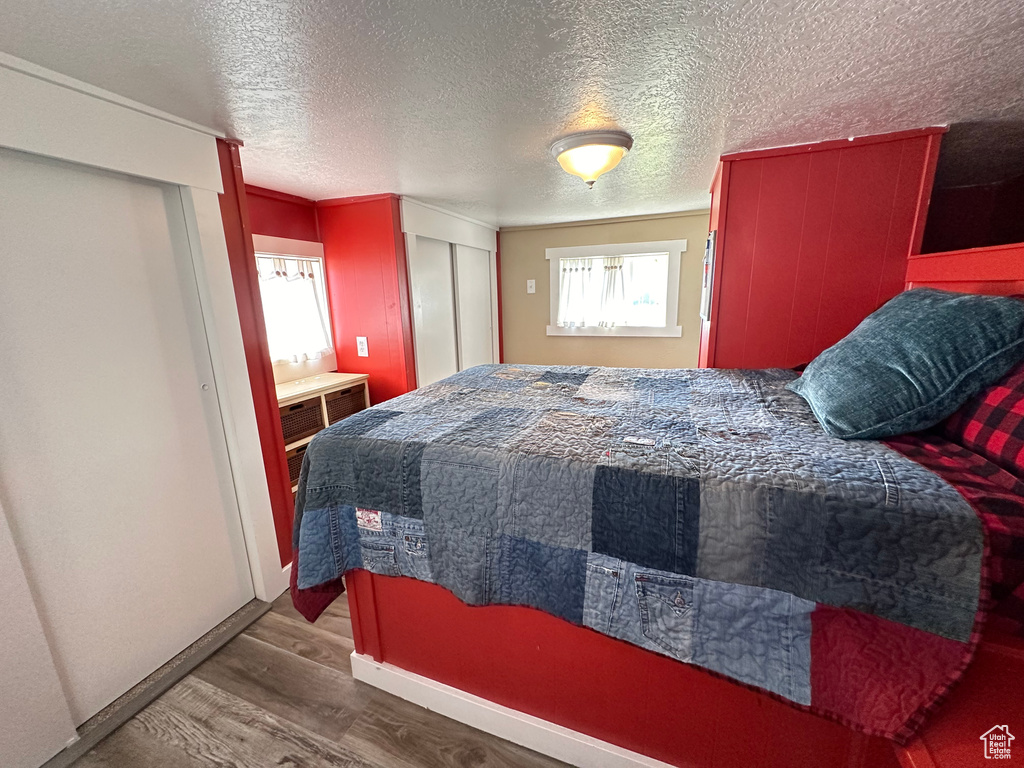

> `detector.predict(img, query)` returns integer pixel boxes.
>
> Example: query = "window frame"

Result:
[545,239,686,337]
[252,234,337,381]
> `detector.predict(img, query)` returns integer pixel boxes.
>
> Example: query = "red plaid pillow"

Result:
[943,360,1024,478]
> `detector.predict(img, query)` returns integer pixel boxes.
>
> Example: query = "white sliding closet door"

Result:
[0,148,253,725]
[408,235,459,386]
[453,244,495,370]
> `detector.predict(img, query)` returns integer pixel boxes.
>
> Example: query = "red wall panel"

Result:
[786,149,841,366]
[739,153,809,368]
[216,142,295,565]
[317,195,416,405]
[702,128,943,369]
[245,185,320,242]
[812,140,903,354]
[712,156,761,367]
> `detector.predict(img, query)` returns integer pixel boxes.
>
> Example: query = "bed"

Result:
[291,245,1024,768]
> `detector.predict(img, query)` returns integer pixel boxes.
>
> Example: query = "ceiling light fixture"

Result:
[549,130,633,188]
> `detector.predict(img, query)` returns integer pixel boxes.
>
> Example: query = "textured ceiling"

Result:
[1,0,1023,226]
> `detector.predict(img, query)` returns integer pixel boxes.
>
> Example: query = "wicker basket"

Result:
[279,396,324,444]
[325,385,365,425]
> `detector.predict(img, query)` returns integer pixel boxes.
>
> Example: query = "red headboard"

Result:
[905,242,1024,296]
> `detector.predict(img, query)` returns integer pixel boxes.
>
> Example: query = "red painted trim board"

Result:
[245,184,320,242]
[698,160,731,368]
[907,242,1024,283]
[389,195,418,392]
[906,132,943,257]
[495,230,504,363]
[720,126,947,163]
[245,184,317,206]
[216,141,294,565]
[316,193,397,208]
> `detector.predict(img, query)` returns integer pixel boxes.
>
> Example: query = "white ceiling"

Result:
[2,0,1023,226]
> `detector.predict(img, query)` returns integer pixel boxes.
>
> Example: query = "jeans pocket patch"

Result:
[401,533,432,581]
[635,573,695,661]
[359,539,400,577]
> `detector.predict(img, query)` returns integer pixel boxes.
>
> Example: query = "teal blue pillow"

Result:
[787,289,1024,439]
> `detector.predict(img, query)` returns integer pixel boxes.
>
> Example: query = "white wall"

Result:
[0,503,77,767]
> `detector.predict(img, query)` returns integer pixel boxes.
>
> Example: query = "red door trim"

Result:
[388,195,419,391]
[216,139,295,565]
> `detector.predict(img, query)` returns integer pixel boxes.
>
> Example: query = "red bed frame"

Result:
[345,243,1024,768]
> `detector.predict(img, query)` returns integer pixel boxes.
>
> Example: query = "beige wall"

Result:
[499,211,710,369]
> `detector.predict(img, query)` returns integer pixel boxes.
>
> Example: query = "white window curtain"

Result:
[256,256,333,363]
[557,253,668,328]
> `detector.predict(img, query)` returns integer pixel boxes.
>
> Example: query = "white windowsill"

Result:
[272,351,337,385]
[546,325,683,338]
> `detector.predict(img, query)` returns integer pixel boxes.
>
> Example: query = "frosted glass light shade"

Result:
[550,131,633,188]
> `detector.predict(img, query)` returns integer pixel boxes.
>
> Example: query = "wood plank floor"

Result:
[73,592,569,768]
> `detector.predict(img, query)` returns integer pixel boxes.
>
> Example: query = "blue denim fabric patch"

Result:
[819,496,981,641]
[582,553,695,662]
[575,370,639,403]
[442,407,538,449]
[303,435,404,513]
[296,504,360,589]
[592,466,699,575]
[420,444,505,604]
[695,475,769,586]
[583,552,813,704]
[358,538,400,576]
[394,521,433,582]
[675,476,701,573]
[364,412,447,442]
[637,376,691,408]
[327,408,401,437]
[762,486,826,597]
[512,455,594,550]
[355,511,434,582]
[401,442,426,520]
[498,536,586,624]
[640,413,698,444]
[692,579,814,705]
[635,572,695,661]
[538,369,593,387]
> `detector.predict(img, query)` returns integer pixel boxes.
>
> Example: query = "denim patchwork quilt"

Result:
[292,364,986,741]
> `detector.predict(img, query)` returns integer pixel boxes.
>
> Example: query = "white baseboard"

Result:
[350,653,677,768]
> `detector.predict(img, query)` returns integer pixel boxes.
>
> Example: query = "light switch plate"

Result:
[356,336,369,357]
[526,279,536,294]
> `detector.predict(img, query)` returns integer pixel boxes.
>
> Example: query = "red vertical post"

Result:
[216,139,295,565]
[496,230,505,363]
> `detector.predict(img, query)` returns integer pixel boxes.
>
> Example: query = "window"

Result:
[546,240,686,337]
[256,253,333,363]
